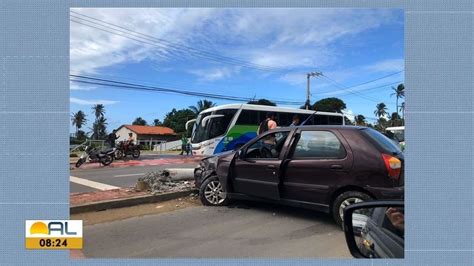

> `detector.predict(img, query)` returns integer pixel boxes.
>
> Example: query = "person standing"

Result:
[180,135,187,155]
[257,112,277,135]
[106,129,119,148]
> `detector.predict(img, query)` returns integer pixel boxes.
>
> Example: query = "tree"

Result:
[389,112,402,127]
[189,100,216,116]
[399,102,405,120]
[313,97,346,113]
[374,102,388,118]
[90,116,108,140]
[354,115,366,126]
[71,110,87,134]
[163,108,196,134]
[91,104,106,140]
[76,130,88,142]
[391,84,405,117]
[375,117,388,131]
[132,117,147,126]
[92,104,105,119]
[247,98,276,106]
[153,119,163,126]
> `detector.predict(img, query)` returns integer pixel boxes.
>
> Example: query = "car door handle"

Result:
[267,165,276,170]
[330,164,344,170]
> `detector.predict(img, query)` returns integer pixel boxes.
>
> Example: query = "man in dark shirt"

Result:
[106,130,119,148]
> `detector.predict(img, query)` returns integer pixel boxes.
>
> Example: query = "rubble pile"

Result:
[137,171,194,195]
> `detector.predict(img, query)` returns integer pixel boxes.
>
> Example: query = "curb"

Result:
[70,189,198,214]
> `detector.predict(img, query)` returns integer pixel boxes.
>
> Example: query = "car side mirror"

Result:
[343,201,404,259]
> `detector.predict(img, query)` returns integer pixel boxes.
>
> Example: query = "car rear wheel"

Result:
[199,176,229,206]
[332,191,372,227]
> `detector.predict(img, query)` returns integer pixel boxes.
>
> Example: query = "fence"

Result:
[70,140,106,152]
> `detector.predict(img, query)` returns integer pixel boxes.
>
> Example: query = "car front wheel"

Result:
[199,176,229,206]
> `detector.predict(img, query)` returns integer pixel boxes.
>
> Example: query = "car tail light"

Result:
[382,154,402,180]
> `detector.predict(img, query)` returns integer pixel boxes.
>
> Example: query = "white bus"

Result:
[186,103,346,156]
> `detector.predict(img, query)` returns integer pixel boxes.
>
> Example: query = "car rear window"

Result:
[361,128,402,155]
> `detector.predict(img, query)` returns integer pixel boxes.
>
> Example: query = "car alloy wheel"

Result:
[204,180,226,205]
[339,197,365,221]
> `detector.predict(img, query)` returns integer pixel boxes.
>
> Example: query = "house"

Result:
[115,125,179,148]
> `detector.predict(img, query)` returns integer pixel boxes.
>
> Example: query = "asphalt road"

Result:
[70,160,197,193]
[82,201,350,258]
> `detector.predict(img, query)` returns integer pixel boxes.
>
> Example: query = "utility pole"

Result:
[305,72,322,110]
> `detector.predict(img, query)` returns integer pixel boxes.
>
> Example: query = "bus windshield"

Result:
[191,112,211,143]
[191,109,237,143]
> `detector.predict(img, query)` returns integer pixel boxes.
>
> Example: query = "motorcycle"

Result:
[115,141,141,160]
[75,145,115,168]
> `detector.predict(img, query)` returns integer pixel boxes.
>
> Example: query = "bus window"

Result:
[208,109,237,139]
[276,112,289,126]
[328,115,343,125]
[236,110,260,125]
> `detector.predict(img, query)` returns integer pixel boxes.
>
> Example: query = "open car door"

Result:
[230,130,292,200]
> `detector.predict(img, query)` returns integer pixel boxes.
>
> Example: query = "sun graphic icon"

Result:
[30,222,48,235]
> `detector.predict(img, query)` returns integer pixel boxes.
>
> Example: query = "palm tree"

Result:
[71,110,87,135]
[390,84,405,117]
[189,100,216,116]
[90,116,108,140]
[399,102,405,120]
[374,103,388,118]
[354,115,366,126]
[91,104,106,140]
[92,104,105,119]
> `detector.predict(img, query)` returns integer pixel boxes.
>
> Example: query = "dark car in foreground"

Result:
[194,125,404,225]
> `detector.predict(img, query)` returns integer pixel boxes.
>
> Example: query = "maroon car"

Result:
[194,126,404,225]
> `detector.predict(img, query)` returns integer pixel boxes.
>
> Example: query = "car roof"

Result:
[266,125,367,133]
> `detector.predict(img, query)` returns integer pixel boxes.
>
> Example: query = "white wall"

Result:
[115,127,137,142]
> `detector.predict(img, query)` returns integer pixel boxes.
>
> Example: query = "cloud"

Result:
[70,8,402,75]
[70,97,119,105]
[70,81,97,91]
[363,59,404,73]
[189,67,241,82]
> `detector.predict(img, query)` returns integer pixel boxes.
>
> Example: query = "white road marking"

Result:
[113,173,145,178]
[70,176,120,191]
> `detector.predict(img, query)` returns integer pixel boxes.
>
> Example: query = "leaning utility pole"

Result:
[305,72,322,110]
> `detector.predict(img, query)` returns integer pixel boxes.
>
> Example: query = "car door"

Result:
[281,129,353,205]
[231,130,292,200]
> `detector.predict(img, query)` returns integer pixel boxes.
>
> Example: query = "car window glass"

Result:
[361,128,402,154]
[293,131,346,158]
[245,131,289,159]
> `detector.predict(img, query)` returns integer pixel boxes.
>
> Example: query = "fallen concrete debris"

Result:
[138,171,195,195]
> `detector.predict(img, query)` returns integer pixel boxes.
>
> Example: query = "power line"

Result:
[344,70,403,89]
[70,74,305,105]
[321,74,386,103]
[313,80,403,97]
[70,11,289,72]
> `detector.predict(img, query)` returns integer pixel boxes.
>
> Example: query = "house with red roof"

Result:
[115,125,179,148]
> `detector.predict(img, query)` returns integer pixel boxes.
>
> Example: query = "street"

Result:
[70,154,199,193]
[76,198,350,258]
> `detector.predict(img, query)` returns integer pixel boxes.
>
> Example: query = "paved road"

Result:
[82,201,350,258]
[70,162,198,193]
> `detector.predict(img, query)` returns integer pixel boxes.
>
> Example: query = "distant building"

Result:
[115,125,179,147]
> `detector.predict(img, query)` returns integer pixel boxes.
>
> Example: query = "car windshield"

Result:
[361,128,402,155]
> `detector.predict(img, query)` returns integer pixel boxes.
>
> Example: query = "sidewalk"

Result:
[70,187,198,214]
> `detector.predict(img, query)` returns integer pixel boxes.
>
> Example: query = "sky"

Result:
[70,8,404,132]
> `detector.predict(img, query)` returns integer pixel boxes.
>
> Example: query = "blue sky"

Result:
[70,8,404,132]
